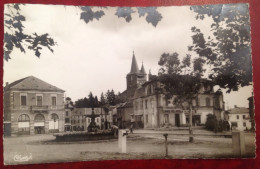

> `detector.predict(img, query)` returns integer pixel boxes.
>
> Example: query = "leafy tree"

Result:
[65,97,74,106]
[181,54,191,74]
[189,4,252,93]
[157,52,209,142]
[4,4,56,61]
[158,52,181,75]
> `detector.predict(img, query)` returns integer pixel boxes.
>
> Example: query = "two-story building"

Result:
[117,52,225,129]
[225,106,251,131]
[4,76,65,136]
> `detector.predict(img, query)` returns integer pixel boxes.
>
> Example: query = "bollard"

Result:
[189,127,193,143]
[118,130,128,153]
[163,134,168,157]
[118,130,122,149]
[232,131,245,157]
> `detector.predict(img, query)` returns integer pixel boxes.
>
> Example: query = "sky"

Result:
[3,4,253,109]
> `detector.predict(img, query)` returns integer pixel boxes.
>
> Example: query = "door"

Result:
[175,114,180,127]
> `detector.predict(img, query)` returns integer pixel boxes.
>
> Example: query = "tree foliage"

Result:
[157,52,207,104]
[80,6,105,24]
[79,7,162,27]
[189,4,252,93]
[75,89,121,108]
[4,4,56,61]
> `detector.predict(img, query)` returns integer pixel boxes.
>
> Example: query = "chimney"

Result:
[5,82,9,87]
[234,105,238,108]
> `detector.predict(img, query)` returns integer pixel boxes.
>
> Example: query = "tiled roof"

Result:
[4,76,65,92]
[227,107,249,114]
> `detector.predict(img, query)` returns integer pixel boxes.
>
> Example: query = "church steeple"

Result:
[126,51,147,89]
[130,51,139,74]
[140,61,146,74]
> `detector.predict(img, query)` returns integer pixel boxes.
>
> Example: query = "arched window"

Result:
[206,97,211,107]
[18,114,30,122]
[51,113,59,122]
[34,114,45,122]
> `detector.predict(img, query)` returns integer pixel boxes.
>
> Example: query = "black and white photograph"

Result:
[3,3,255,165]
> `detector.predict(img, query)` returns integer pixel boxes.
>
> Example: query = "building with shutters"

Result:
[224,106,251,131]
[117,52,225,129]
[3,76,65,136]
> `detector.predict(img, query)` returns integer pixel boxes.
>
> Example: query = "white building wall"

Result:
[228,113,251,131]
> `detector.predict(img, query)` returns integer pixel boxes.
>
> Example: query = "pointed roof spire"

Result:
[130,51,139,73]
[140,62,146,74]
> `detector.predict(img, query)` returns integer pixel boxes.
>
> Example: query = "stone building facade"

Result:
[117,52,225,129]
[3,76,65,136]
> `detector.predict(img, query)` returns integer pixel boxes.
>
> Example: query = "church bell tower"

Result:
[126,51,147,89]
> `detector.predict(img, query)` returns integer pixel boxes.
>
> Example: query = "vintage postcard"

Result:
[3,3,255,165]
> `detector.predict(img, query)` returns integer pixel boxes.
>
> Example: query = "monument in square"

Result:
[54,108,117,141]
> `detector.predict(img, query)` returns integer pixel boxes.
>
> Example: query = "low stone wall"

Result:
[54,130,116,141]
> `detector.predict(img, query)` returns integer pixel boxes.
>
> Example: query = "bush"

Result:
[205,114,230,133]
[205,114,217,131]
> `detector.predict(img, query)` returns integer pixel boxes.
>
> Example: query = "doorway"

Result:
[34,126,45,134]
[175,114,180,127]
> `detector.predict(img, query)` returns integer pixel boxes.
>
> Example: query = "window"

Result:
[21,95,27,106]
[65,118,70,123]
[243,122,246,127]
[18,114,30,122]
[146,114,148,123]
[237,115,239,119]
[151,99,154,109]
[66,111,69,116]
[206,98,210,107]
[231,122,238,127]
[141,100,143,109]
[97,118,99,123]
[145,100,148,109]
[37,96,42,106]
[34,114,45,121]
[88,118,90,123]
[51,113,59,122]
[51,96,56,106]
[243,115,246,119]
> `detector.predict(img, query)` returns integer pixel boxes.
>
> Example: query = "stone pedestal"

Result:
[232,131,245,157]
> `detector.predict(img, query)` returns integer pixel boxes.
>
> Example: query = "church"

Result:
[117,52,225,129]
